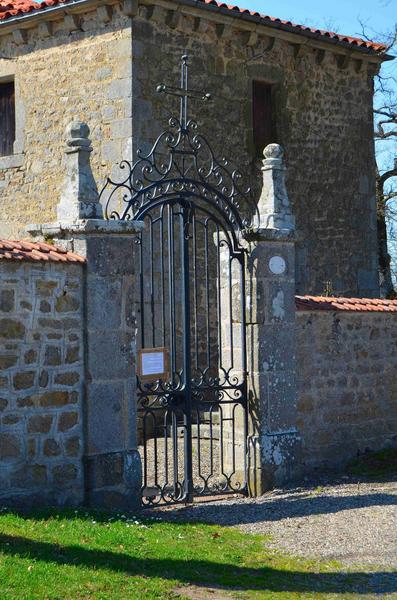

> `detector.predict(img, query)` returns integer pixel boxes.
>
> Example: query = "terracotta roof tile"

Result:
[296,295,397,313]
[0,0,387,54]
[0,239,85,263]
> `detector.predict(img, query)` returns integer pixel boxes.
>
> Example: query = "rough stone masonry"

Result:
[0,0,391,295]
[0,255,85,506]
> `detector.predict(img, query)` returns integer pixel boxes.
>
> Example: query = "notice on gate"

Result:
[138,347,169,381]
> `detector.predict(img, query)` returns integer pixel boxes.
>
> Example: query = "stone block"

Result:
[52,464,78,483]
[43,438,61,457]
[85,237,136,277]
[0,319,25,339]
[54,372,80,386]
[28,415,53,434]
[11,464,47,487]
[87,331,135,380]
[65,346,80,364]
[86,276,122,329]
[13,371,35,390]
[35,280,58,295]
[58,411,78,432]
[86,382,125,454]
[24,349,37,364]
[39,370,49,388]
[0,433,21,459]
[2,414,21,425]
[39,300,51,313]
[39,391,71,408]
[55,294,80,313]
[65,436,80,457]
[44,346,62,366]
[0,289,15,312]
[0,355,18,369]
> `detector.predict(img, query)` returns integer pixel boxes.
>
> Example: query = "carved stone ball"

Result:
[66,121,90,140]
[263,143,284,159]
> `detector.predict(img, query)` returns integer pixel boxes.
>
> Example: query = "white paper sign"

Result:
[141,351,165,376]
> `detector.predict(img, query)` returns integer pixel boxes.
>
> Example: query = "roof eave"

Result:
[0,0,393,61]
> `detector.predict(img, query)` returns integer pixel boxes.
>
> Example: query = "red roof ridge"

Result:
[296,295,397,313]
[0,238,85,263]
[0,0,388,54]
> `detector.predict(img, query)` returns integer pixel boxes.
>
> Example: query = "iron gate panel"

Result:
[99,56,259,506]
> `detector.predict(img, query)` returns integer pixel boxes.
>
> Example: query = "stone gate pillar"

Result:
[246,144,301,495]
[28,122,142,511]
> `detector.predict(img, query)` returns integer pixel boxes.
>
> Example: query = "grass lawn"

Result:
[0,506,391,599]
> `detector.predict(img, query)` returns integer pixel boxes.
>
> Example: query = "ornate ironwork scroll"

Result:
[100,56,251,506]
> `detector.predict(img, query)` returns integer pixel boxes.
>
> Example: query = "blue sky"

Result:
[243,1,397,281]
[238,0,395,40]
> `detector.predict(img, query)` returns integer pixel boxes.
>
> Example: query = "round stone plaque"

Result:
[269,256,286,275]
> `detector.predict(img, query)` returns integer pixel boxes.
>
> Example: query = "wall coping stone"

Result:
[27,219,145,237]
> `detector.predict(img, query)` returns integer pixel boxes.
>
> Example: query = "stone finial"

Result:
[257,143,295,232]
[57,121,103,222]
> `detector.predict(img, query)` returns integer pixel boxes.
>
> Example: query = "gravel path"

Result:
[155,477,397,570]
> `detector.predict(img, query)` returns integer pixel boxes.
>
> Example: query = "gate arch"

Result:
[99,56,258,505]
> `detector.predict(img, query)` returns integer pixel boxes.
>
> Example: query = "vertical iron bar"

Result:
[240,255,249,491]
[150,216,155,346]
[168,204,176,381]
[181,204,194,503]
[139,232,145,349]
[204,220,211,368]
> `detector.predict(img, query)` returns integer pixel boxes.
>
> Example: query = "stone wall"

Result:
[0,260,84,506]
[131,9,380,297]
[0,0,381,296]
[296,310,397,472]
[0,3,132,239]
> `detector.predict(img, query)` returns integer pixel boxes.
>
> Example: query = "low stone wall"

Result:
[0,259,85,506]
[296,309,397,472]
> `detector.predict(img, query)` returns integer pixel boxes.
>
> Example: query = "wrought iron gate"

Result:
[100,56,258,506]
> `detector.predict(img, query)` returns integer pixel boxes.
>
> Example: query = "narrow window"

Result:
[252,81,275,158]
[0,81,15,157]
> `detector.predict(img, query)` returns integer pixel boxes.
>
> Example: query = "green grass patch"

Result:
[347,448,397,479]
[0,506,393,599]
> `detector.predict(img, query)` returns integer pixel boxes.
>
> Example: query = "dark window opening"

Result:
[0,81,15,157]
[252,80,275,158]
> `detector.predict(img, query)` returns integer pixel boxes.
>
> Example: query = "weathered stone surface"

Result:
[55,294,80,313]
[2,414,21,425]
[40,300,51,313]
[24,349,37,364]
[65,436,80,457]
[39,370,49,388]
[0,433,21,459]
[0,319,25,339]
[0,355,18,369]
[0,398,8,411]
[11,464,47,487]
[43,438,61,457]
[58,411,78,432]
[13,371,36,390]
[52,464,78,483]
[39,391,70,408]
[28,415,53,434]
[65,346,80,364]
[54,372,80,386]
[0,290,15,312]
[44,346,62,366]
[296,311,397,471]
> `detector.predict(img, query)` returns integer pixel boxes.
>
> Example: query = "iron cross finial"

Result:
[156,55,211,129]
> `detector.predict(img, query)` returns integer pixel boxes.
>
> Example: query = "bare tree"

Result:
[371,26,397,296]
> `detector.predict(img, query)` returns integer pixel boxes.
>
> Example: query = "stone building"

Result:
[0,0,396,510]
[0,0,392,294]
